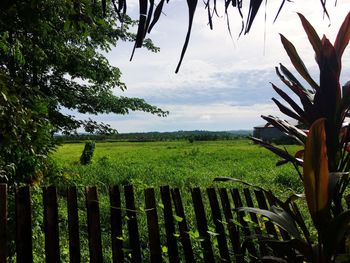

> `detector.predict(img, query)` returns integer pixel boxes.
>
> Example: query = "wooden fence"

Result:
[0,183,288,262]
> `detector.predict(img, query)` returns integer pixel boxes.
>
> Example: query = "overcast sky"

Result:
[76,0,350,133]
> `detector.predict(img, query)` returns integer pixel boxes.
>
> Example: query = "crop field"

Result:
[51,139,303,194]
[6,139,307,262]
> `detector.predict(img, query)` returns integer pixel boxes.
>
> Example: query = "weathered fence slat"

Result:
[144,188,162,263]
[231,188,258,259]
[191,187,215,263]
[207,188,230,262]
[160,186,179,263]
[124,185,142,263]
[67,187,81,263]
[0,184,7,263]
[265,192,290,240]
[86,186,103,263]
[5,184,298,262]
[243,188,267,256]
[109,186,124,263]
[43,186,60,263]
[219,188,243,263]
[254,190,278,238]
[15,186,33,263]
[171,188,195,263]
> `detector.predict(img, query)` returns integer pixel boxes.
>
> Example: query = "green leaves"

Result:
[238,206,302,240]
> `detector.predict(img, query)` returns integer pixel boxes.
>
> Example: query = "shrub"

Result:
[80,141,96,165]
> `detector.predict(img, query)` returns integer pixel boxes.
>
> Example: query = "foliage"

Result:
[51,139,298,191]
[80,141,96,165]
[239,11,350,262]
[0,0,167,183]
[104,0,338,72]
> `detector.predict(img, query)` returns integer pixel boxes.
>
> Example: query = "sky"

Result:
[74,0,350,133]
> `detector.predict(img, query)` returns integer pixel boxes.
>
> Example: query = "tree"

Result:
[0,0,167,184]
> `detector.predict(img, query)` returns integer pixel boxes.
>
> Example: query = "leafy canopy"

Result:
[0,0,167,183]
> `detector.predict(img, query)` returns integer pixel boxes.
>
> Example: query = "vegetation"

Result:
[50,139,301,193]
[56,130,251,143]
[80,141,96,165]
[233,12,350,262]
[0,0,166,184]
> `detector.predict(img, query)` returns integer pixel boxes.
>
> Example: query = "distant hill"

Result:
[56,130,253,143]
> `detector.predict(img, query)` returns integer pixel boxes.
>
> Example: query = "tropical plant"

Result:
[217,11,350,262]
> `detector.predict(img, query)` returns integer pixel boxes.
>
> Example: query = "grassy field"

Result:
[11,139,307,262]
[51,139,303,194]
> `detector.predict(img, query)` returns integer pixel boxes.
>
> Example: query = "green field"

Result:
[52,139,303,194]
[13,139,306,262]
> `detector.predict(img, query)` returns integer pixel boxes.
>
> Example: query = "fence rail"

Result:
[0,183,285,262]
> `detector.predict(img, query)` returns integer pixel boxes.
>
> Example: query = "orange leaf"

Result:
[303,118,329,228]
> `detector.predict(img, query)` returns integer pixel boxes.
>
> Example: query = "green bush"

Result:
[80,141,95,165]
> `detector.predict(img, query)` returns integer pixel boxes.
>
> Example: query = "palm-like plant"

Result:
[218,12,350,262]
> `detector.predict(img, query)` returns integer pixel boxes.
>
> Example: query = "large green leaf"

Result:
[237,206,302,240]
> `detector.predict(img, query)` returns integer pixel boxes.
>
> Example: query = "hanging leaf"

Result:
[135,0,148,48]
[244,0,263,34]
[271,84,307,124]
[271,98,303,123]
[148,0,165,33]
[175,0,198,73]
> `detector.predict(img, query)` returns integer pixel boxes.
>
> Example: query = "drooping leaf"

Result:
[244,0,263,34]
[278,63,307,91]
[135,0,148,48]
[144,0,155,37]
[261,115,307,144]
[271,84,307,124]
[250,137,303,166]
[148,0,166,33]
[271,98,303,123]
[272,0,290,23]
[237,206,301,239]
[175,0,198,73]
[280,34,319,91]
[303,118,330,229]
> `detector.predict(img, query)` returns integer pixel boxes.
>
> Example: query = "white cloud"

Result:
[87,2,350,132]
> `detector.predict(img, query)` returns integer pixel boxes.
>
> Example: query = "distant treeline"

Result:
[55,130,252,143]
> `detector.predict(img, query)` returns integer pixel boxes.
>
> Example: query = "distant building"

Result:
[253,119,300,143]
[253,123,288,142]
